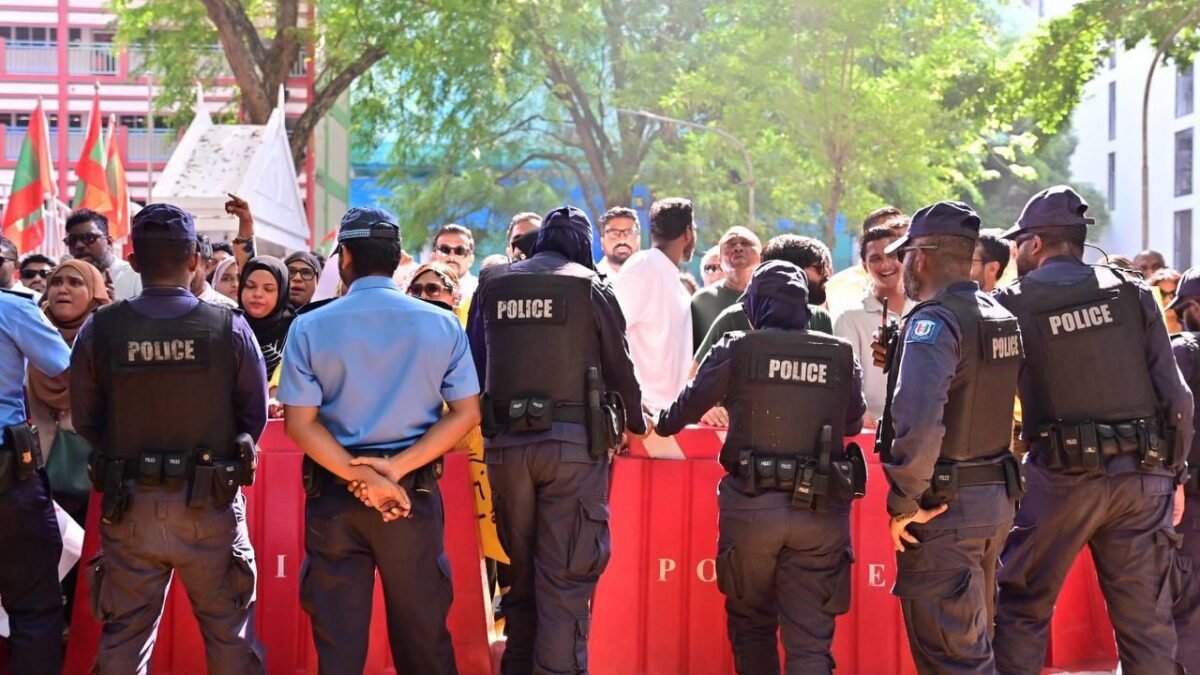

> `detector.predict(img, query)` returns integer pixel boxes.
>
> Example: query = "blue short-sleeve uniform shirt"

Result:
[0,289,71,427]
[276,275,479,449]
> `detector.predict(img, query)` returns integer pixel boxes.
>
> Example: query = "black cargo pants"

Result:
[486,440,611,675]
[1174,494,1200,674]
[0,471,63,675]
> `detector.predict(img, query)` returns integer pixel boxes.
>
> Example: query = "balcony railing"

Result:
[128,45,307,78]
[2,127,176,163]
[68,42,118,75]
[4,41,57,75]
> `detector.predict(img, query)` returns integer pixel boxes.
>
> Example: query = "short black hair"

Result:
[343,237,402,278]
[133,239,197,281]
[506,212,541,240]
[762,234,830,270]
[66,208,109,235]
[195,233,214,262]
[916,234,974,277]
[649,198,693,241]
[19,253,55,269]
[859,225,901,261]
[976,228,1010,278]
[0,236,15,259]
[600,206,640,229]
[212,241,234,257]
[433,223,475,248]
[1027,224,1086,256]
[862,206,908,231]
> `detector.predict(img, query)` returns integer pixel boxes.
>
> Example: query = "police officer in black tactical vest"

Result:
[1165,266,1200,674]
[992,186,1194,674]
[874,201,1024,674]
[466,205,648,675]
[69,204,269,674]
[656,259,868,674]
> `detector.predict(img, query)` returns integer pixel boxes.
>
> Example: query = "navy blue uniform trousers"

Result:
[0,471,63,675]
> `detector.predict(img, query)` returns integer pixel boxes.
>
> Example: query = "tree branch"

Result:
[198,0,271,121]
[288,45,387,167]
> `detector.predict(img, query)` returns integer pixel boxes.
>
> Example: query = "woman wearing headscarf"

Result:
[212,256,239,302]
[27,260,112,503]
[239,256,295,382]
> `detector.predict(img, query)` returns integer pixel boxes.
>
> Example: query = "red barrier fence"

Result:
[44,423,1117,674]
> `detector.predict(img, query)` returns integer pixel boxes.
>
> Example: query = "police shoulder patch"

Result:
[905,318,942,345]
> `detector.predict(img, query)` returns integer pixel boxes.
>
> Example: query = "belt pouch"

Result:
[931,463,958,501]
[211,460,240,506]
[776,457,797,492]
[138,453,164,487]
[480,393,499,438]
[1080,423,1101,472]
[6,424,39,482]
[162,454,187,488]
[1039,426,1065,471]
[1003,455,1027,499]
[188,465,215,509]
[1059,424,1083,471]
[755,457,777,490]
[526,397,553,432]
[846,443,867,498]
[737,451,757,494]
[1139,419,1164,470]
[508,399,530,433]
[792,463,817,510]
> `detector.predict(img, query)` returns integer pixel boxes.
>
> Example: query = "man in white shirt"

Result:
[596,206,641,277]
[65,208,142,300]
[612,198,696,413]
[833,223,913,424]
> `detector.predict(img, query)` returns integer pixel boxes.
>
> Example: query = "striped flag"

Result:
[1,100,56,251]
[103,115,130,240]
[71,90,112,214]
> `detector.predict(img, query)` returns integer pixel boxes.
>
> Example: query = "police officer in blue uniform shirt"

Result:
[277,206,481,675]
[1166,267,1200,674]
[0,281,71,674]
[877,201,1024,674]
[69,203,269,674]
[466,205,647,675]
[655,260,867,674]
[991,185,1194,674]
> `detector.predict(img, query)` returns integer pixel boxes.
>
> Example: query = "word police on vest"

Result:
[496,298,556,320]
[126,339,197,363]
[1047,303,1114,336]
[992,334,1020,360]
[768,358,828,384]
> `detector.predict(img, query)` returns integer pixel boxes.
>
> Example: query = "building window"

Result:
[1177,128,1194,197]
[1181,64,1196,118]
[1107,152,1117,210]
[1108,81,1117,141]
[1176,210,1193,270]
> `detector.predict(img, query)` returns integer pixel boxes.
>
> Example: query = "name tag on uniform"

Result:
[488,294,567,324]
[1039,299,1119,338]
[119,335,210,368]
[755,355,834,388]
[980,319,1022,362]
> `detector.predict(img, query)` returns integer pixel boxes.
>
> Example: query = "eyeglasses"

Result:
[408,282,451,298]
[20,269,51,279]
[435,244,472,257]
[64,232,103,247]
[896,244,939,260]
[0,255,15,264]
[702,264,721,274]
[288,267,317,281]
[603,228,638,240]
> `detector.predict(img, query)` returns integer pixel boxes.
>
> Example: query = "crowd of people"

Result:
[2,182,1200,675]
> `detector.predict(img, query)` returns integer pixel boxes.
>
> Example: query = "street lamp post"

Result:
[614,107,756,227]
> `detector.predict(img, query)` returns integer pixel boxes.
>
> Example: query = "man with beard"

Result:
[834,225,914,425]
[992,186,1193,674]
[17,254,55,296]
[65,209,141,300]
[689,226,762,351]
[284,251,323,309]
[1167,268,1200,674]
[596,206,641,277]
[877,201,1023,673]
[506,212,542,262]
[612,198,696,413]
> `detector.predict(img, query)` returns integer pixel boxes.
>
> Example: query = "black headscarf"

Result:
[531,205,596,270]
[239,255,295,377]
[744,260,812,331]
[284,250,323,274]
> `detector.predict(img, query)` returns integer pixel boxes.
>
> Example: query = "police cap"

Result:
[336,207,400,244]
[1001,185,1095,240]
[131,203,196,242]
[885,201,980,255]
[1167,266,1200,311]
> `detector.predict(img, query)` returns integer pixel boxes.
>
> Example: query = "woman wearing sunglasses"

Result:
[407,262,464,323]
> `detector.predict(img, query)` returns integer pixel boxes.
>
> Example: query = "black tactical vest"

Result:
[483,270,601,407]
[997,266,1157,427]
[890,291,1022,461]
[1172,332,1200,466]
[93,300,238,461]
[720,330,855,473]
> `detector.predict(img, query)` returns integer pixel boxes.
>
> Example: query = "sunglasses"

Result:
[408,282,451,297]
[20,269,51,279]
[0,255,15,264]
[288,267,317,281]
[435,244,472,257]
[703,264,721,274]
[64,232,103,247]
[604,228,638,240]
[896,244,940,260]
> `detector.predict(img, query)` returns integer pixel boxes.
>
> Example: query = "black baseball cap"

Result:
[1002,185,1095,240]
[885,201,981,255]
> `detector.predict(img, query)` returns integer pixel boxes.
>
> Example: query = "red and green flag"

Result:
[1,99,56,251]
[72,91,112,214]
[104,115,129,240]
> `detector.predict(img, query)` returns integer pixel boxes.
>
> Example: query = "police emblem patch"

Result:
[906,318,941,344]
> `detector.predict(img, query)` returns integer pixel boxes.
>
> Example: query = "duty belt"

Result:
[922,454,1024,507]
[490,399,587,425]
[1034,416,1180,474]
[734,437,868,512]
[302,449,443,499]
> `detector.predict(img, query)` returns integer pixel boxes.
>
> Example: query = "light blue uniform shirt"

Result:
[0,289,71,427]
[276,275,479,449]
